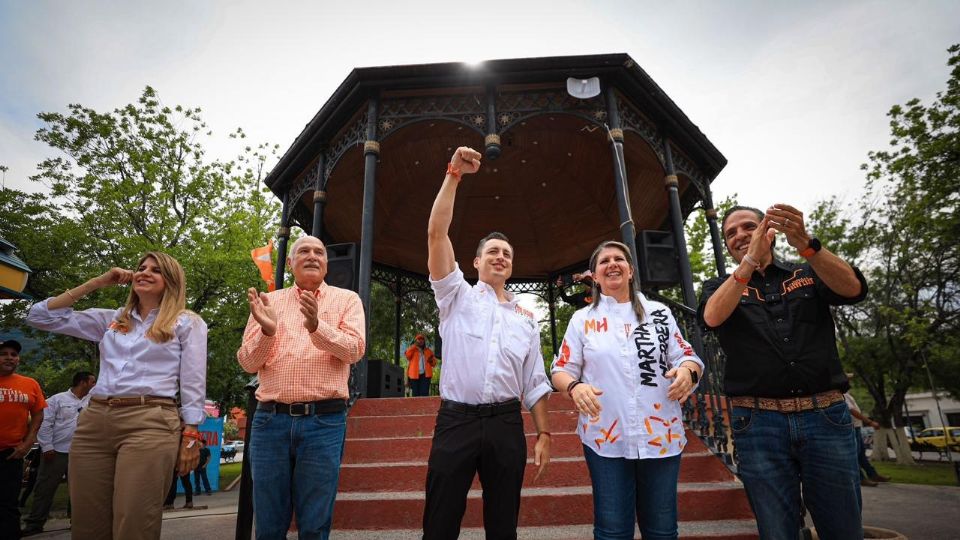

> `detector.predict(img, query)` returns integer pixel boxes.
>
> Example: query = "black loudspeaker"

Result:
[366,360,404,398]
[637,230,680,288]
[325,243,358,292]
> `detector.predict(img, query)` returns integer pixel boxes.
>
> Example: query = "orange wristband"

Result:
[732,272,749,285]
[799,246,816,258]
[181,431,202,440]
[446,162,461,179]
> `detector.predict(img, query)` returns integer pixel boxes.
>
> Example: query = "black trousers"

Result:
[422,405,527,540]
[163,471,193,506]
[1,448,23,540]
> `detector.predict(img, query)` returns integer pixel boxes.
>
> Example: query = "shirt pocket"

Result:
[787,289,821,323]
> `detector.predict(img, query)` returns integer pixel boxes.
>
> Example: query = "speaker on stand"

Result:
[637,230,680,289]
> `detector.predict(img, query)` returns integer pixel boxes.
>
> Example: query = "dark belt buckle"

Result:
[289,402,311,416]
[477,404,495,417]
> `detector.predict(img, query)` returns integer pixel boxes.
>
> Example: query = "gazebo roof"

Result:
[265,53,726,281]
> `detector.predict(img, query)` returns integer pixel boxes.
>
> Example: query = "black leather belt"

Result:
[440,399,520,417]
[257,399,346,416]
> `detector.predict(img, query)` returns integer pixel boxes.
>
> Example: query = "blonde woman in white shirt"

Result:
[551,240,703,540]
[26,251,207,540]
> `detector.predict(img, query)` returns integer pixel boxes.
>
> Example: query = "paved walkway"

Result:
[26,481,960,539]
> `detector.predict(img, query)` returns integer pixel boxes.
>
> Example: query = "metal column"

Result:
[662,141,698,310]
[604,86,640,267]
[311,154,327,238]
[273,191,291,287]
[355,97,380,398]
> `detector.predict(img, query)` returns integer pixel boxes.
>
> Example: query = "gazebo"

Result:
[263,53,728,392]
[238,53,740,539]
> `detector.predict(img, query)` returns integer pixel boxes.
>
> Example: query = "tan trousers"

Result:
[69,400,180,540]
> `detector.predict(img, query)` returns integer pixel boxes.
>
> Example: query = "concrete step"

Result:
[338,452,735,492]
[343,429,715,463]
[331,484,755,529]
[343,432,578,463]
[346,410,581,439]
[330,521,759,539]
[350,395,581,417]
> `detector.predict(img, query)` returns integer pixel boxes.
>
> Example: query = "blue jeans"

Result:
[411,376,431,397]
[249,409,347,540]
[855,427,879,479]
[582,445,681,540]
[731,402,862,540]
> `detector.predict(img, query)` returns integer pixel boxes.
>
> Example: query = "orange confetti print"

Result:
[593,419,621,449]
[653,403,662,410]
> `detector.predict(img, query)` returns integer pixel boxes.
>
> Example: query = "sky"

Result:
[1,0,958,217]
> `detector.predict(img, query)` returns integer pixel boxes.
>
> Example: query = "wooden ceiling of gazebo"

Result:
[268,54,723,282]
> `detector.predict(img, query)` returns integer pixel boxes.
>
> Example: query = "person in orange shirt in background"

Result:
[0,339,46,540]
[238,235,365,540]
[405,334,436,397]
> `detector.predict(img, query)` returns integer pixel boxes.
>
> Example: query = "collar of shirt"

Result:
[294,282,326,298]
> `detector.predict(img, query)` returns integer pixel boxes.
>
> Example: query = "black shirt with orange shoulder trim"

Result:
[697,258,867,399]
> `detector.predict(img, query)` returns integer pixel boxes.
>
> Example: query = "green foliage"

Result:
[367,282,438,366]
[824,44,960,423]
[0,86,280,410]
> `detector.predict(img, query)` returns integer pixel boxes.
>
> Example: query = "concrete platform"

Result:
[26,481,959,539]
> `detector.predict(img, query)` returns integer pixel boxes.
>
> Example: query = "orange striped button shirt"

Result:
[237,283,366,403]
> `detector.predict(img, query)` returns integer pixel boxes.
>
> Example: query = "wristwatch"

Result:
[799,237,822,258]
[685,366,699,384]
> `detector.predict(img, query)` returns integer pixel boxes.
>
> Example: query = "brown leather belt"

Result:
[92,396,178,408]
[730,390,844,413]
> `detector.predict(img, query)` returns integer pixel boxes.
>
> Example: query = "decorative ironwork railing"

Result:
[648,292,737,471]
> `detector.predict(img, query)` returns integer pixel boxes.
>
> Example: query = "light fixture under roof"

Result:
[566,77,601,99]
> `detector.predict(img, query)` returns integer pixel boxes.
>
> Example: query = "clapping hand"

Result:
[766,203,811,251]
[247,288,278,336]
[299,290,319,333]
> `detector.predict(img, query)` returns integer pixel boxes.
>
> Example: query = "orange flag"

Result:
[250,240,276,292]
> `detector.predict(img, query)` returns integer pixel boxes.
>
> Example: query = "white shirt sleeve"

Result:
[520,325,552,410]
[551,309,585,379]
[429,264,471,320]
[36,393,58,452]
[26,298,117,342]
[176,314,208,425]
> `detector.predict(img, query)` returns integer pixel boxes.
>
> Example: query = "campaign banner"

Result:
[175,415,224,493]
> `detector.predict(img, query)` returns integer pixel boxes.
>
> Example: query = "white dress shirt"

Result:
[27,299,208,425]
[431,265,552,410]
[36,389,90,453]
[552,292,703,459]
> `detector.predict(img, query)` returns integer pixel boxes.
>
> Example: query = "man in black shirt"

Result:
[699,204,867,540]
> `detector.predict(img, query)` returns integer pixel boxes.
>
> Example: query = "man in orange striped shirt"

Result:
[237,235,365,540]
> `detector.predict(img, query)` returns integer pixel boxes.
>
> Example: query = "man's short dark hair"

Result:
[720,205,763,232]
[475,232,512,257]
[72,371,95,387]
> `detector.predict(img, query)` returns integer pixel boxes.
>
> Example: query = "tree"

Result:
[0,87,280,410]
[809,45,960,462]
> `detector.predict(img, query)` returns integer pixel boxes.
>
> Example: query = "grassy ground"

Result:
[872,461,960,486]
[32,462,244,517]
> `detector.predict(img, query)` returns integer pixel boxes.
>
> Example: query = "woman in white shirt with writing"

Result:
[27,252,207,540]
[551,240,703,540]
